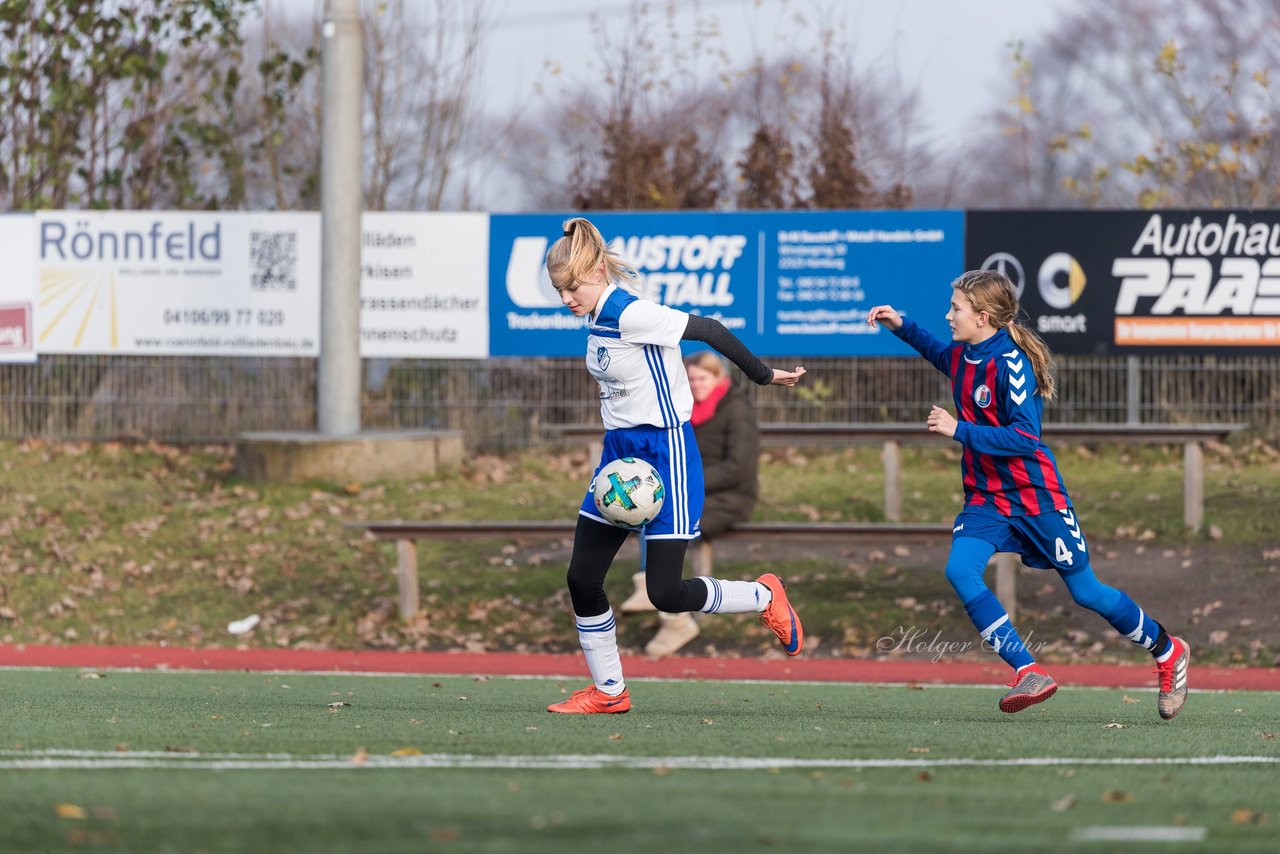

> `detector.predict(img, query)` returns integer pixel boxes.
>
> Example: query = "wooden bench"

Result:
[561,421,1248,531]
[346,519,1020,625]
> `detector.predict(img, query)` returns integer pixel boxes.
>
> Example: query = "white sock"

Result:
[575,609,625,695]
[697,577,772,614]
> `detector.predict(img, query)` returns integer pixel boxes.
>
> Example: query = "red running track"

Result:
[1,643,1276,691]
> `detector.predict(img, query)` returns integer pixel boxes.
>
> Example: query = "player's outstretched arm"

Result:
[866,305,903,330]
[682,314,794,386]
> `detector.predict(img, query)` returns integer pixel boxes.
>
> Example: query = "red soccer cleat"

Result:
[756,573,803,656]
[999,665,1057,713]
[1155,636,1190,720]
[547,685,631,714]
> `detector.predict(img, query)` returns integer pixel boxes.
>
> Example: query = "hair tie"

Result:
[563,228,574,238]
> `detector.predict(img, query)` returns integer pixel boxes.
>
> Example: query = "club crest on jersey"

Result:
[596,346,610,369]
[973,384,992,408]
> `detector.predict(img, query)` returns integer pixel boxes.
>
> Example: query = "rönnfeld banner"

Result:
[966,210,1280,355]
[35,211,321,356]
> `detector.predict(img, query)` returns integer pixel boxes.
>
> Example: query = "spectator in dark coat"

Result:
[688,351,760,539]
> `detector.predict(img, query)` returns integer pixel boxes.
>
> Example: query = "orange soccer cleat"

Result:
[546,685,631,715]
[756,573,803,656]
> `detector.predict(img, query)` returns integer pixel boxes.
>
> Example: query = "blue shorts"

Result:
[952,503,1089,573]
[579,422,704,541]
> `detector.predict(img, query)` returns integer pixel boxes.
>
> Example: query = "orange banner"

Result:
[1114,317,1280,346]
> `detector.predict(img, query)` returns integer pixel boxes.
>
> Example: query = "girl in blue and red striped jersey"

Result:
[868,270,1190,719]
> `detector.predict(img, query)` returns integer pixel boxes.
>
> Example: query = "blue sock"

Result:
[963,590,1035,670]
[1103,592,1171,657]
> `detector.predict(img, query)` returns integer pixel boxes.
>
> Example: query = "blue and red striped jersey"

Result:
[893,317,1070,517]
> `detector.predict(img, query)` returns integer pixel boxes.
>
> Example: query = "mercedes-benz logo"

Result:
[980,252,1025,299]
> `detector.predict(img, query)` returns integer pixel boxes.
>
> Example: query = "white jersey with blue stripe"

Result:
[586,283,692,430]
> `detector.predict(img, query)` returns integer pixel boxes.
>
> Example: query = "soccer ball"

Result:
[592,457,665,530]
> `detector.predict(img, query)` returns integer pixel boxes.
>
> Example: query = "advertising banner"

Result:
[0,214,37,363]
[359,212,488,358]
[35,211,320,356]
[967,210,1280,355]
[489,210,963,357]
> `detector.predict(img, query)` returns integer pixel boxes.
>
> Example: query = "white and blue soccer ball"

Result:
[592,457,665,530]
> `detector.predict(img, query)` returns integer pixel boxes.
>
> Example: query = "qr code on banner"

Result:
[250,231,297,291]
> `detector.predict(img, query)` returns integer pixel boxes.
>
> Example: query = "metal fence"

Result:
[0,355,1276,449]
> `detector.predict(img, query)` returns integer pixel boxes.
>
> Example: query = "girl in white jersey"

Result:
[545,216,808,714]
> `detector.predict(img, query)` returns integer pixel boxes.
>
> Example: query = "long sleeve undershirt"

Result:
[681,314,774,385]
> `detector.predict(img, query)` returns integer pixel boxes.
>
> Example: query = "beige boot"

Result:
[619,572,656,613]
[644,611,700,658]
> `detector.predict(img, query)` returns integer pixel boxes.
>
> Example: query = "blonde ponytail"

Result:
[545,217,639,292]
[953,270,1057,400]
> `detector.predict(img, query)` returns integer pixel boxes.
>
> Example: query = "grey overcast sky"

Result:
[483,0,1076,143]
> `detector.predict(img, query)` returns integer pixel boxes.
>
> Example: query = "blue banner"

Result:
[489,210,963,356]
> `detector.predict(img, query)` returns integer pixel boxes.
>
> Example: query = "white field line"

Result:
[1,750,1278,772]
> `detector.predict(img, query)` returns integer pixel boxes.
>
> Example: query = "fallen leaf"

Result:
[390,747,422,756]
[908,746,930,754]
[77,672,103,680]
[1121,695,1140,704]
[916,771,931,782]
[1262,732,1276,741]
[608,733,625,741]
[350,747,368,766]
[1104,723,1129,729]
[54,803,86,820]
[164,746,195,753]
[1049,794,1077,812]
[327,702,351,709]
[652,766,671,776]
[1231,808,1265,825]
[1102,789,1133,802]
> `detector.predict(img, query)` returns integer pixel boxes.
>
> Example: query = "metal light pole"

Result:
[318,0,363,435]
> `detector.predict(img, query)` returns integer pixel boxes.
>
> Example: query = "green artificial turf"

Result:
[2,668,1277,852]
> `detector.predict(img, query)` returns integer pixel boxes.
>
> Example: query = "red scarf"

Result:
[690,377,731,427]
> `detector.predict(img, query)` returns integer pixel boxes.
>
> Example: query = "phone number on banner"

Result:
[162,309,286,326]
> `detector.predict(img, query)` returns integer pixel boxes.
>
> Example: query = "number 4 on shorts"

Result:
[1054,537,1074,566]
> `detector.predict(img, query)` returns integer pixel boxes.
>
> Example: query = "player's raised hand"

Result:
[769,366,807,387]
[866,305,903,331]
